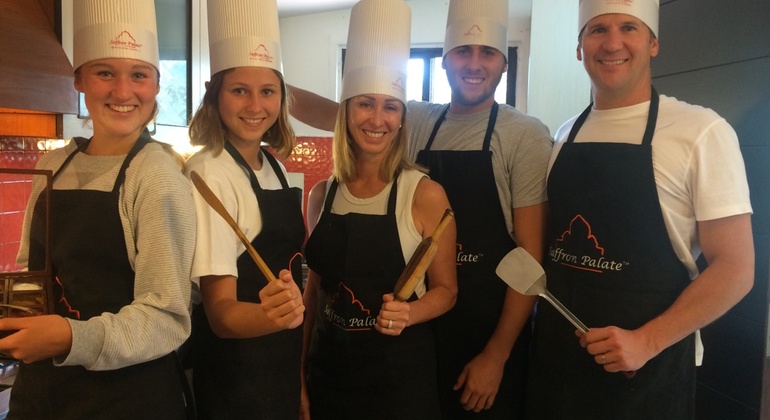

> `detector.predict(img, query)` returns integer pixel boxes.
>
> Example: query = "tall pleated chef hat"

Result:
[443,0,509,59]
[340,0,411,104]
[73,0,159,70]
[207,0,283,76]
[579,0,659,38]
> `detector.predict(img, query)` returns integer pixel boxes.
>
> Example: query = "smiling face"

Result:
[578,13,659,109]
[74,58,160,143]
[216,66,282,150]
[346,93,405,160]
[442,44,507,114]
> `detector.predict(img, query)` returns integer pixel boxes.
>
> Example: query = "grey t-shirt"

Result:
[406,100,553,237]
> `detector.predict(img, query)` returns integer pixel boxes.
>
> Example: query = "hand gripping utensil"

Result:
[393,209,454,302]
[190,171,276,282]
[495,247,635,378]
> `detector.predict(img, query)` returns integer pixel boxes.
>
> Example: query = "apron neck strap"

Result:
[424,102,499,152]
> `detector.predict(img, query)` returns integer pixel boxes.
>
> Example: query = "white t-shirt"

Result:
[550,95,752,365]
[550,95,752,278]
[186,148,288,281]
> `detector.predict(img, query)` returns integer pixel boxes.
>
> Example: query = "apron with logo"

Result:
[304,174,440,420]
[11,130,189,420]
[527,89,695,419]
[192,142,305,420]
[416,103,530,419]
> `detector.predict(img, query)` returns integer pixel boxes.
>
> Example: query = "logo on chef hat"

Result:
[464,24,484,37]
[249,44,275,64]
[392,77,405,94]
[109,31,143,52]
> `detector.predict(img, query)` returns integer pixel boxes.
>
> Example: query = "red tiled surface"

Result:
[1,137,46,271]
[270,136,334,223]
[1,136,334,267]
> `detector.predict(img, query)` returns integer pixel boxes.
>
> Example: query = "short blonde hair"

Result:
[332,98,423,183]
[189,68,296,159]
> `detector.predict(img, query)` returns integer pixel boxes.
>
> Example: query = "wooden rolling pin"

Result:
[393,209,454,302]
[189,171,276,282]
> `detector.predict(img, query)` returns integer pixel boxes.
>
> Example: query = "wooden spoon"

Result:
[393,209,454,301]
[189,171,276,282]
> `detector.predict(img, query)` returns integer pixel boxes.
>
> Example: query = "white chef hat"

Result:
[73,0,159,70]
[443,0,509,59]
[207,0,283,76]
[340,0,411,104]
[579,0,659,38]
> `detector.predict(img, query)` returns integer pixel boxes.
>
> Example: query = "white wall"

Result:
[528,0,591,135]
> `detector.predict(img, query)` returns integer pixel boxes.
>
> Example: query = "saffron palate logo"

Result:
[464,24,483,37]
[392,77,405,94]
[549,214,628,274]
[110,31,142,52]
[455,243,482,266]
[249,44,274,63]
[324,282,376,331]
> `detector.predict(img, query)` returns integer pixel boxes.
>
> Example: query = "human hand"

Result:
[0,315,72,363]
[578,326,653,374]
[452,350,504,412]
[258,269,305,330]
[375,293,410,335]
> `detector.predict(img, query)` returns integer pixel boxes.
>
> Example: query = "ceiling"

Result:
[277,0,531,18]
[277,0,358,17]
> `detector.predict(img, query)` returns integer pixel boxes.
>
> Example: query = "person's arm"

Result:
[375,178,457,334]
[288,84,339,132]
[201,270,304,339]
[580,213,754,372]
[48,151,196,370]
[454,202,545,412]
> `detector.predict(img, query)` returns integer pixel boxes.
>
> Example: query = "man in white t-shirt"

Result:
[525,1,754,418]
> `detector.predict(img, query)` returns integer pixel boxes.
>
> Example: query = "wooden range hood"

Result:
[0,0,77,116]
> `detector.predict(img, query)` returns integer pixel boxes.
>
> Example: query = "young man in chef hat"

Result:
[526,0,753,418]
[290,1,552,416]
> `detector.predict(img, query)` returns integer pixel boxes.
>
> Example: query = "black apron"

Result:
[11,129,189,420]
[416,103,529,419]
[304,174,440,420]
[192,142,305,420]
[526,88,695,420]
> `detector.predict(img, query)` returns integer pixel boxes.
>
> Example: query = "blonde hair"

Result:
[188,68,296,159]
[332,98,423,183]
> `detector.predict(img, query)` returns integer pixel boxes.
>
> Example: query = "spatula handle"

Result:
[540,291,589,333]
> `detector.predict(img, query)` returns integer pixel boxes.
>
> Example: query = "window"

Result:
[77,0,191,127]
[406,47,517,106]
[342,47,517,106]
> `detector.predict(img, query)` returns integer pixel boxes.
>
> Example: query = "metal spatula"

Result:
[495,247,587,332]
[496,248,635,378]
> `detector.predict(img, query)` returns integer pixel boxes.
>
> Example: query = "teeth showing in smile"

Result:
[110,105,136,113]
[600,59,627,65]
[463,77,483,85]
[242,117,265,124]
[363,130,384,138]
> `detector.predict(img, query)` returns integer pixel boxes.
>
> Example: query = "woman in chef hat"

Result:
[2,0,196,418]
[300,0,457,418]
[185,0,306,418]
